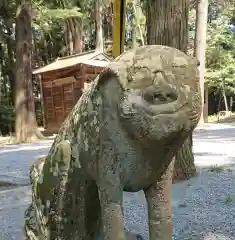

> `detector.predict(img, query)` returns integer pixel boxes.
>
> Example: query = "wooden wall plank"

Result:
[40,63,107,130]
[61,85,65,120]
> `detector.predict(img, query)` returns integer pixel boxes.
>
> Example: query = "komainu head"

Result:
[98,45,201,146]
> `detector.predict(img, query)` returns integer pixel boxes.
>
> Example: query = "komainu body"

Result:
[25,45,201,240]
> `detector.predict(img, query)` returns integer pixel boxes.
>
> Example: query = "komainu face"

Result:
[109,45,202,144]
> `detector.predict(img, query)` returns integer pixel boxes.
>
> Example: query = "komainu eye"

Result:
[166,92,177,101]
[143,91,166,103]
[153,93,166,101]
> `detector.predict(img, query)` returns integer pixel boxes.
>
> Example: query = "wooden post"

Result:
[38,74,46,129]
[72,81,75,106]
[51,83,55,124]
[203,82,208,122]
[112,0,126,58]
[81,64,86,92]
[61,84,65,120]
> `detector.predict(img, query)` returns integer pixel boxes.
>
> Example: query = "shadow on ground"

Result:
[194,126,235,142]
[1,125,235,239]
[0,141,52,185]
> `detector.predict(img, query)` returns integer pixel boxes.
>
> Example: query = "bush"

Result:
[0,98,43,135]
[0,101,15,136]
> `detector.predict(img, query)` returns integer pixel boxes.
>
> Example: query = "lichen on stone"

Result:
[24,45,201,240]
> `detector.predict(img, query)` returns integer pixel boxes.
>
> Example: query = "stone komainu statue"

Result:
[24,45,201,240]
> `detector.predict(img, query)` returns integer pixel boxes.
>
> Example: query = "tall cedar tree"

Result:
[194,0,209,123]
[146,0,197,182]
[15,0,43,143]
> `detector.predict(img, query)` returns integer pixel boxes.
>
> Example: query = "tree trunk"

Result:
[67,18,82,54]
[132,25,137,49]
[172,134,196,183]
[95,0,104,52]
[32,28,40,68]
[222,82,229,111]
[15,0,44,143]
[72,18,83,54]
[66,20,74,55]
[133,0,145,46]
[0,44,2,101]
[132,4,137,49]
[6,36,15,105]
[41,33,49,64]
[146,0,189,52]
[146,0,196,182]
[194,0,209,124]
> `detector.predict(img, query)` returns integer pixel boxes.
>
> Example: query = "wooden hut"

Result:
[33,51,111,132]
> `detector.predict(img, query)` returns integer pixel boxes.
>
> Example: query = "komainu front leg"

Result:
[49,140,73,238]
[98,175,125,240]
[144,160,175,240]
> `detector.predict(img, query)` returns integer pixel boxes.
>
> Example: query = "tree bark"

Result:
[133,0,145,46]
[222,82,229,111]
[146,0,196,182]
[66,19,74,55]
[6,34,15,105]
[0,44,2,101]
[146,0,189,52]
[194,0,209,124]
[132,24,137,49]
[15,0,44,143]
[72,18,83,54]
[32,28,40,68]
[95,0,104,52]
[132,2,137,49]
[66,18,82,54]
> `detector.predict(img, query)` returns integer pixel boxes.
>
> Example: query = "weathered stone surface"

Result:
[24,45,201,240]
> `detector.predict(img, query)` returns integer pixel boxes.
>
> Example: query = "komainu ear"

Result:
[95,65,124,107]
[96,67,120,88]
[96,50,135,90]
[190,56,200,66]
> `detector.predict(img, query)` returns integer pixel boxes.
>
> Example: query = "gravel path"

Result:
[0,123,235,240]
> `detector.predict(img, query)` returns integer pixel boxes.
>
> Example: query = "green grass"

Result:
[208,165,233,173]
[0,181,17,187]
[225,194,233,203]
[208,165,225,173]
[208,112,235,124]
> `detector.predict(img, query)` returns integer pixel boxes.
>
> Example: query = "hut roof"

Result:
[33,50,112,75]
